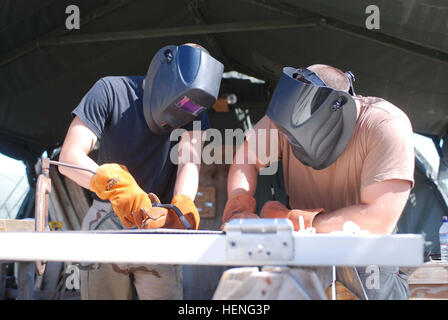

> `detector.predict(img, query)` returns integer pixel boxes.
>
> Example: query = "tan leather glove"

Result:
[260,201,324,231]
[89,163,167,228]
[166,194,201,230]
[222,191,259,225]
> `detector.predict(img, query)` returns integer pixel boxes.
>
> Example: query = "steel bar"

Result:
[48,160,97,175]
[0,230,424,267]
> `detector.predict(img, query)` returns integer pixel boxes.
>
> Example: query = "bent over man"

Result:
[58,43,223,299]
[223,64,414,299]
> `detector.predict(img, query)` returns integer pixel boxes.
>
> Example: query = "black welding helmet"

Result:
[143,44,224,135]
[266,67,357,170]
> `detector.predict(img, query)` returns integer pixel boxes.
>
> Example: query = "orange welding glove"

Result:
[89,163,168,228]
[260,201,324,231]
[163,194,201,230]
[222,191,259,224]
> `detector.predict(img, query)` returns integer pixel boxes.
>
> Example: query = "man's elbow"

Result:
[367,205,405,235]
[57,147,73,176]
[57,153,67,176]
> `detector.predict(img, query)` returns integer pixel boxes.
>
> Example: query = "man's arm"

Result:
[227,140,260,197]
[313,179,412,234]
[173,130,205,200]
[58,116,99,189]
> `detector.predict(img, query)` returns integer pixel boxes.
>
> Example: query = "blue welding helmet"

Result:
[143,44,224,135]
[266,67,357,170]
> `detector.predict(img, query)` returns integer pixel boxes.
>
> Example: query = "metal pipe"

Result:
[48,160,97,175]
[34,158,51,276]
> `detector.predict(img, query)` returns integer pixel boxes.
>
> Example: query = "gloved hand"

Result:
[260,201,324,231]
[89,163,167,228]
[222,191,259,225]
[165,194,200,230]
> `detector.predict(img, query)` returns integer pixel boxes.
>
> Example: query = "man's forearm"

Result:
[174,162,200,200]
[227,163,258,197]
[227,140,260,197]
[313,203,399,235]
[58,150,98,190]
[173,130,204,200]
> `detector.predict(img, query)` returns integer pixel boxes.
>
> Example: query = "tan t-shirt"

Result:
[254,96,415,212]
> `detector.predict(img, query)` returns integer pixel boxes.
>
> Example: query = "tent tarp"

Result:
[0,0,447,163]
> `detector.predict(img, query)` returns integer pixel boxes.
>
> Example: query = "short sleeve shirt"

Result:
[254,96,415,212]
[72,76,210,203]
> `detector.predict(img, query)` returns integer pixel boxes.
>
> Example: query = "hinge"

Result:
[226,218,294,261]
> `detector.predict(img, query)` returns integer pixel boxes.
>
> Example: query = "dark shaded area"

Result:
[1,0,447,167]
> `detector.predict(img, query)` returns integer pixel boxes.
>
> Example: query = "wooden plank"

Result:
[49,167,80,230]
[325,281,360,300]
[0,219,35,232]
[195,163,230,231]
[63,176,90,223]
[401,261,448,300]
[212,97,229,112]
[401,261,448,284]
[48,186,72,230]
[409,284,448,300]
[195,186,216,219]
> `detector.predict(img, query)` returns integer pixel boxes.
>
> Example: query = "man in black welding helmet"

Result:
[266,66,357,170]
[224,63,414,300]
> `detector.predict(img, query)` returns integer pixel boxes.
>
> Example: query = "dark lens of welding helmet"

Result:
[175,96,206,116]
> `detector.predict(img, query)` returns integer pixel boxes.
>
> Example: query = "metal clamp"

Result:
[226,218,294,261]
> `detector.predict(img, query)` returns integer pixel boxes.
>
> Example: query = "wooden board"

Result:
[401,261,448,300]
[63,176,90,223]
[48,186,72,230]
[49,167,80,230]
[409,284,448,300]
[0,219,35,232]
[212,97,229,112]
[195,186,216,219]
[325,281,360,300]
[401,261,448,284]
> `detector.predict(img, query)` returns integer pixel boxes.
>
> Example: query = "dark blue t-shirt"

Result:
[72,76,210,203]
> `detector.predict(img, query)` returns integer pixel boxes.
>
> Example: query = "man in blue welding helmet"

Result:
[58,43,223,299]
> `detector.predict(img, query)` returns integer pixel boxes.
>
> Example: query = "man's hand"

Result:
[90,163,167,228]
[260,201,324,231]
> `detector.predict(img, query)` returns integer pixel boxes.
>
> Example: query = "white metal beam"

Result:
[0,230,424,267]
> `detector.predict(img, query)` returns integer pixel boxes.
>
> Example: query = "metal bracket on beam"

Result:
[226,218,294,261]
